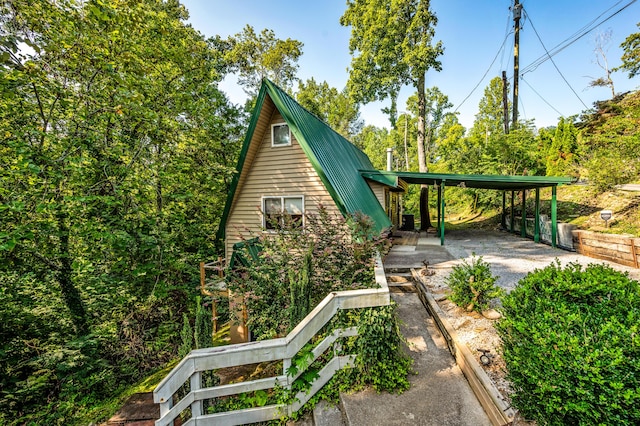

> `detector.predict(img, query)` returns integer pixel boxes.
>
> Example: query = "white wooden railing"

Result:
[153,254,389,426]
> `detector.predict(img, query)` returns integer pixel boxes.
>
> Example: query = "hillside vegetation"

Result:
[1,1,638,424]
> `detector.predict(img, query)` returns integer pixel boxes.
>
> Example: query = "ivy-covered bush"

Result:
[496,261,640,425]
[446,254,504,312]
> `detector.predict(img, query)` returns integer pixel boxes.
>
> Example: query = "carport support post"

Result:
[534,188,540,243]
[551,185,558,248]
[436,183,442,234]
[501,191,506,229]
[510,191,515,233]
[440,181,446,246]
[521,190,526,238]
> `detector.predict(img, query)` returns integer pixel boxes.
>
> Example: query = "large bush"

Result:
[496,261,640,425]
[228,207,388,339]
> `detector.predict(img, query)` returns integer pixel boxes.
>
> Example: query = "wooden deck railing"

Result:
[153,254,389,426]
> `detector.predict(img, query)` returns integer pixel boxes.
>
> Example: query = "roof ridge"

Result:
[262,78,362,152]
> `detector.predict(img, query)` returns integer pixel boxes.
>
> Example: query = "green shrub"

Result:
[228,206,388,340]
[446,254,504,312]
[496,261,640,425]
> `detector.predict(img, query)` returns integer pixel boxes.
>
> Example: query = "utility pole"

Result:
[502,71,510,134]
[512,0,522,129]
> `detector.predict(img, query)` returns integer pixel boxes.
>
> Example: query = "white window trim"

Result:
[261,195,305,231]
[271,123,292,147]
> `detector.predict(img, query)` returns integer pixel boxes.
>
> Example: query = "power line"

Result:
[523,8,589,109]
[520,0,637,76]
[521,76,565,118]
[454,30,513,113]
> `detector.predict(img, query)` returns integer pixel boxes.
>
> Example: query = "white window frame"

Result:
[261,195,305,231]
[271,123,291,147]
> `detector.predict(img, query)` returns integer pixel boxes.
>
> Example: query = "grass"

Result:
[422,184,640,237]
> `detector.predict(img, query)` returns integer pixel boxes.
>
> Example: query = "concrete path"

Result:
[340,290,491,426]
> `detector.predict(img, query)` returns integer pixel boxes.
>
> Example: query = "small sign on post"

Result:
[600,210,613,228]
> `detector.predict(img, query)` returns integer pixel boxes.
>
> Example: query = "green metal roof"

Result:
[361,171,574,191]
[217,80,391,241]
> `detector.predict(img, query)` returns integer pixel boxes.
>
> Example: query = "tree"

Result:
[352,125,391,170]
[406,87,453,165]
[470,77,508,143]
[617,22,640,78]
[0,0,242,421]
[341,0,443,229]
[587,30,616,98]
[296,78,363,138]
[224,25,303,99]
[545,117,579,176]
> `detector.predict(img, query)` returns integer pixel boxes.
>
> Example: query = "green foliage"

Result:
[0,0,243,422]
[228,207,388,340]
[617,22,640,78]
[344,305,412,393]
[223,25,303,99]
[578,91,640,190]
[288,247,313,331]
[496,262,640,425]
[194,296,213,350]
[178,313,194,359]
[446,255,504,312]
[296,77,363,139]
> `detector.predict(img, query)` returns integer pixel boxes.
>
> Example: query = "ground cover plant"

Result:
[496,261,640,425]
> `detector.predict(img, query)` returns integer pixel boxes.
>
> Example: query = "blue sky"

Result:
[181,0,640,130]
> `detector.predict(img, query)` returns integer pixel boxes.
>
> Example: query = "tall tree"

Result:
[617,22,640,78]
[587,30,616,97]
[224,25,303,99]
[406,87,453,165]
[545,117,579,176]
[296,77,363,138]
[470,76,508,143]
[0,0,242,421]
[341,0,443,229]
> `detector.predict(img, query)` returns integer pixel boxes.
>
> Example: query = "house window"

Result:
[263,196,304,230]
[271,123,291,147]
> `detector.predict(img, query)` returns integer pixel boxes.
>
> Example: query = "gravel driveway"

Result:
[436,228,640,291]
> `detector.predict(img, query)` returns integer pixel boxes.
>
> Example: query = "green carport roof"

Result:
[360,171,574,191]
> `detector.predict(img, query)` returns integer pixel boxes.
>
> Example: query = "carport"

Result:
[361,171,574,247]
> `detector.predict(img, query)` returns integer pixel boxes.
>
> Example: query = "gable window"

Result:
[263,196,304,230]
[271,123,291,147]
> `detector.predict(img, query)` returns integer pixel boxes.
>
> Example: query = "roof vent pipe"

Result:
[386,148,394,171]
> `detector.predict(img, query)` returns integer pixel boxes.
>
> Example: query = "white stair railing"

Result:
[154,254,389,426]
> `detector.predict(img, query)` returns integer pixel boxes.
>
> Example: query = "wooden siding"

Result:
[367,181,386,209]
[225,105,341,258]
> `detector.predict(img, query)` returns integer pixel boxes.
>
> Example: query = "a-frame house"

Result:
[218,79,403,262]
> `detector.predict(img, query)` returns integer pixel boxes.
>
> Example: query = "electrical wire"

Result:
[521,76,565,118]
[520,0,636,76]
[454,30,513,113]
[523,8,589,109]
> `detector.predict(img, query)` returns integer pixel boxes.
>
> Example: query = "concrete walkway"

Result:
[340,290,492,425]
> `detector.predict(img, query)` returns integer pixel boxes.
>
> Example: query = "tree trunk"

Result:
[56,210,89,335]
[416,75,431,230]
